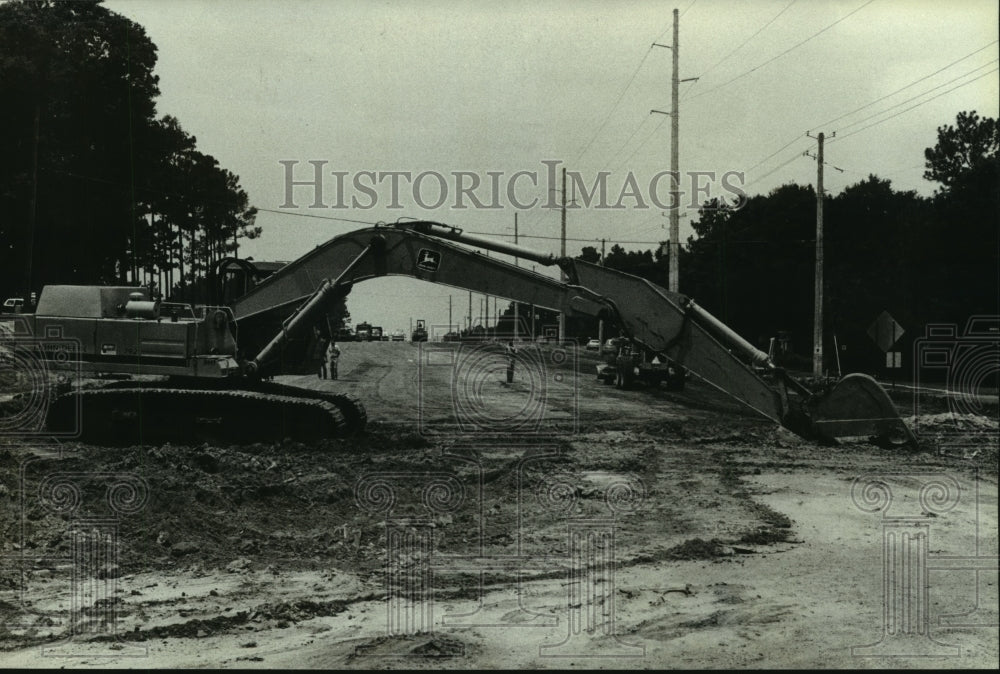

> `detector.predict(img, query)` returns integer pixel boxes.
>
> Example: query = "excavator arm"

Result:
[231,220,915,446]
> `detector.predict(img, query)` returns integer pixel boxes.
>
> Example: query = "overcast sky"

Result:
[104,0,999,336]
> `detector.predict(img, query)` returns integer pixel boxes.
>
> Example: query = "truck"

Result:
[597,338,686,390]
[354,322,372,342]
[3,220,915,447]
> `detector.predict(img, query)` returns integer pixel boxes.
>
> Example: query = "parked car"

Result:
[585,339,601,351]
[2,298,24,312]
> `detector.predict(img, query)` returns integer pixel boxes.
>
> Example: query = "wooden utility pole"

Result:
[558,167,567,341]
[813,132,825,378]
[598,238,606,352]
[651,9,696,293]
[448,295,453,335]
[669,7,680,294]
[804,131,841,377]
[26,105,40,296]
[513,213,519,341]
[560,167,567,266]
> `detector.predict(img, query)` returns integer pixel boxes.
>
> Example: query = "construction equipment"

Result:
[411,319,428,343]
[9,219,915,446]
[6,283,366,445]
[597,338,686,391]
[354,322,372,342]
[228,220,914,446]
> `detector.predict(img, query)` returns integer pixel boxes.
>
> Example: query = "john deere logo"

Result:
[417,249,441,272]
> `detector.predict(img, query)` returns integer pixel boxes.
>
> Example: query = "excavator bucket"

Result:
[809,373,918,446]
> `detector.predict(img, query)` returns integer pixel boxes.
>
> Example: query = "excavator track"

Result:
[255,381,368,436]
[47,386,350,446]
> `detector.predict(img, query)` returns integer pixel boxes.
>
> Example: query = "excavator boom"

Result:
[232,220,915,445]
[12,219,914,445]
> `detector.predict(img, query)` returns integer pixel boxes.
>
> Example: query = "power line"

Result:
[690,0,798,89]
[571,46,654,166]
[735,42,998,187]
[253,207,384,227]
[833,59,999,135]
[608,114,660,170]
[255,207,672,246]
[744,135,812,174]
[815,40,999,129]
[742,152,804,192]
[832,67,999,142]
[572,8,682,169]
[679,0,699,19]
[615,113,670,172]
[471,231,666,245]
[686,0,876,103]
[739,65,997,192]
[256,207,819,251]
[597,110,654,170]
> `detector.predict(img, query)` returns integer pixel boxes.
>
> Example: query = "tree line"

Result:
[2,1,995,381]
[573,110,998,376]
[0,0,259,303]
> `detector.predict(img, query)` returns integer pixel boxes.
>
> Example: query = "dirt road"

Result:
[1,341,996,668]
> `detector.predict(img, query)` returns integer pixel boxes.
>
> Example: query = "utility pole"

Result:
[26,105,40,296]
[598,238,607,352]
[558,167,567,341]
[669,7,680,294]
[468,291,472,331]
[814,132,824,377]
[560,167,567,266]
[448,295,453,336]
[805,131,841,378]
[652,9,697,294]
[513,213,519,342]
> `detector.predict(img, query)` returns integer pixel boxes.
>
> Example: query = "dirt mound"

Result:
[906,412,999,462]
[350,634,471,660]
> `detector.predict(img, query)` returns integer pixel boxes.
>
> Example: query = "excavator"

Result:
[5,220,915,446]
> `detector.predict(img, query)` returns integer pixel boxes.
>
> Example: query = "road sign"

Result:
[867,310,904,353]
[886,351,902,368]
